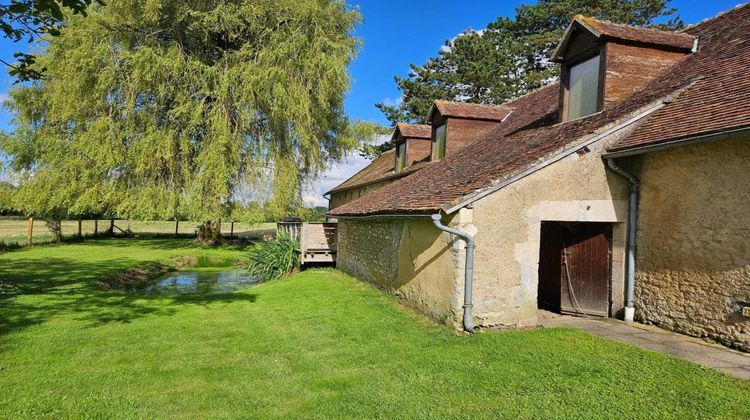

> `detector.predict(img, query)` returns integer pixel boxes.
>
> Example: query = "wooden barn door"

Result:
[559,223,611,317]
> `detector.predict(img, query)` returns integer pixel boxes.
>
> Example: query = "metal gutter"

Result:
[443,102,666,215]
[328,213,433,220]
[431,214,476,332]
[605,159,639,322]
[603,126,750,159]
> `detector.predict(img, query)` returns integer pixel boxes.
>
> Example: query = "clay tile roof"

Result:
[327,124,432,197]
[325,149,431,196]
[325,150,396,195]
[608,3,750,153]
[329,3,750,216]
[429,100,513,122]
[578,16,696,50]
[395,123,431,140]
[328,83,560,215]
[552,15,696,61]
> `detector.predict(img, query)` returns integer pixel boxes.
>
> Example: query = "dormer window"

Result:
[566,54,601,120]
[553,16,695,122]
[395,142,406,172]
[433,124,446,160]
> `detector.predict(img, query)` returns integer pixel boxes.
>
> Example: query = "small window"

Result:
[395,142,406,172]
[433,124,446,160]
[567,54,600,120]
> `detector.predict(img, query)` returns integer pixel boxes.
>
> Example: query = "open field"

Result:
[0,218,275,246]
[0,239,748,418]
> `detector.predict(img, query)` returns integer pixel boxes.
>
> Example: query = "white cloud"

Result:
[303,153,374,207]
[303,134,390,208]
[380,95,403,108]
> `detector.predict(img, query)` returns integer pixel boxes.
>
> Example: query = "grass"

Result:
[0,239,749,418]
[0,217,275,246]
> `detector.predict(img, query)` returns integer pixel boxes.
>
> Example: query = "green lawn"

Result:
[0,218,275,246]
[0,239,748,418]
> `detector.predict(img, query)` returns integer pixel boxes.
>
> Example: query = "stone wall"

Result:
[336,217,461,324]
[632,136,750,351]
[470,130,630,328]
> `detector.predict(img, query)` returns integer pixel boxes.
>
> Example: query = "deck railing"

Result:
[277,222,337,264]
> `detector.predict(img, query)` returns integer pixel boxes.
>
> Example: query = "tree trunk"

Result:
[174,220,179,237]
[50,219,62,243]
[108,219,115,236]
[78,220,82,237]
[196,220,222,245]
[94,219,98,235]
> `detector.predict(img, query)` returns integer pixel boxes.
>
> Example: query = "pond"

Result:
[142,270,258,294]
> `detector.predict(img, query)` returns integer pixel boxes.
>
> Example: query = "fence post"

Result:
[78,220,82,237]
[94,219,98,235]
[27,217,33,246]
[230,221,234,239]
[174,220,179,237]
[108,219,115,236]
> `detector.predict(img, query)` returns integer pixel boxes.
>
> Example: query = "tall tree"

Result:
[1,0,104,81]
[1,0,362,240]
[377,0,682,127]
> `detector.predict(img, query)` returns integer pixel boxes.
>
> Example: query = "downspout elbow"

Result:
[432,214,476,333]
[606,158,639,322]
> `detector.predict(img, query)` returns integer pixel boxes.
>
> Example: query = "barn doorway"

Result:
[537,222,611,317]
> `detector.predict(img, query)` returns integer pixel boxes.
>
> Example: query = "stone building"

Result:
[325,123,431,210]
[327,7,750,351]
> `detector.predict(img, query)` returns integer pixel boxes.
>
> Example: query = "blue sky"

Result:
[0,1,743,206]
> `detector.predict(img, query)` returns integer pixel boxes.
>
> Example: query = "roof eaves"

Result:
[604,125,750,159]
[551,19,597,62]
[442,99,668,214]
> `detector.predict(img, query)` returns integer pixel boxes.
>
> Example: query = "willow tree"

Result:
[1,0,361,241]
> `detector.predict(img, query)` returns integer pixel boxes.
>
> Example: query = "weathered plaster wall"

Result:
[632,136,750,351]
[336,217,462,324]
[469,130,631,328]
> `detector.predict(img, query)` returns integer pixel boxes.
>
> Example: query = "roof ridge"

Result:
[397,122,431,128]
[435,99,511,110]
[575,14,694,38]
[684,2,750,32]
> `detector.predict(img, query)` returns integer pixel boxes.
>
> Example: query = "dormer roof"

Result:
[426,100,513,123]
[392,123,431,142]
[552,15,696,62]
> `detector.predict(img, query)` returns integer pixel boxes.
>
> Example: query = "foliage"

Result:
[1,243,749,417]
[350,119,392,159]
[0,0,104,81]
[377,0,683,126]
[1,0,363,226]
[245,231,299,282]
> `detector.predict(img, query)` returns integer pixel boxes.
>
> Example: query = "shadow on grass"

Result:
[71,236,255,251]
[0,255,258,338]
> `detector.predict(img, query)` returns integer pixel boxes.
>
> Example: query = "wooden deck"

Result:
[277,222,337,264]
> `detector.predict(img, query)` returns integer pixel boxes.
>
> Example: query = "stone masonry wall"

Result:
[336,217,461,325]
[632,136,750,351]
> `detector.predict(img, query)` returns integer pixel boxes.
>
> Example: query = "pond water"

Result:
[143,270,258,294]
